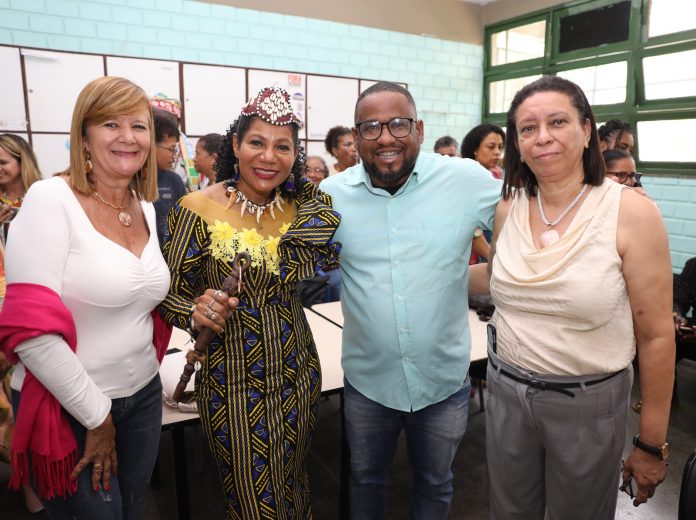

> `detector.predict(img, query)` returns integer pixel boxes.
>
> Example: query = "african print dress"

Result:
[160,180,340,519]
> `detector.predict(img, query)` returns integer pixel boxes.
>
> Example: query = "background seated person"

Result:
[674,257,696,399]
[433,135,458,157]
[153,107,188,248]
[193,133,223,190]
[303,156,329,185]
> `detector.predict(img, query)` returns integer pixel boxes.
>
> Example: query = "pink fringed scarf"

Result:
[0,283,171,498]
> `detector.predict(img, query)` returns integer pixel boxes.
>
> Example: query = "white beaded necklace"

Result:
[536,183,588,248]
[225,185,284,224]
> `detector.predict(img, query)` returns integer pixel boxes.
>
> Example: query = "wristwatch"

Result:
[633,434,670,460]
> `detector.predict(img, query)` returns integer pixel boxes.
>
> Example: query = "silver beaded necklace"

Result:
[536,184,588,247]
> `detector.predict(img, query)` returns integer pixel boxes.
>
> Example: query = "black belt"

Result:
[489,359,623,398]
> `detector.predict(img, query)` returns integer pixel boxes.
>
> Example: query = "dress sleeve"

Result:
[159,203,208,329]
[278,179,342,285]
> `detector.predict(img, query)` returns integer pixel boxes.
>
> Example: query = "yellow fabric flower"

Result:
[238,228,264,248]
[209,220,234,242]
[207,222,292,275]
[266,236,280,258]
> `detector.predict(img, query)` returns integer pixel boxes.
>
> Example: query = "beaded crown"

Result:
[150,93,182,119]
[241,87,303,128]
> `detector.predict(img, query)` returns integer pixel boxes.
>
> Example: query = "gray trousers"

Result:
[485,349,633,520]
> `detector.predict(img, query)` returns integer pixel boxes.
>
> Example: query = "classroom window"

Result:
[648,0,696,37]
[556,61,627,105]
[484,0,696,175]
[490,21,546,66]
[558,1,631,53]
[643,49,696,100]
[637,119,696,162]
[489,75,542,113]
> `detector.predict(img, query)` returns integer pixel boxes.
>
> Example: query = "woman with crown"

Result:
[160,87,341,519]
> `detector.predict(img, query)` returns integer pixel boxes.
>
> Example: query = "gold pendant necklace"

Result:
[93,191,132,227]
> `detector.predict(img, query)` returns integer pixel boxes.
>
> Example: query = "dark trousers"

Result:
[12,374,162,520]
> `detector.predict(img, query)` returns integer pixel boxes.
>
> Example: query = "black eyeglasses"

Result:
[355,118,415,140]
[606,170,641,184]
[158,144,180,155]
[304,166,328,175]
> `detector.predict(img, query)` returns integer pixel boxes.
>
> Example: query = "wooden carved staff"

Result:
[172,251,251,402]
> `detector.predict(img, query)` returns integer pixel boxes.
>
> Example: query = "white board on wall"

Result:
[0,46,27,131]
[23,49,104,133]
[306,76,358,140]
[106,56,180,102]
[183,64,246,136]
[248,70,306,139]
[305,141,335,172]
[31,133,71,178]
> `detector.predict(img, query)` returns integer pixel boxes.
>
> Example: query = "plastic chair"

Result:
[679,448,696,520]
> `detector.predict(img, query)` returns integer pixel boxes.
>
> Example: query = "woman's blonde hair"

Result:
[66,76,158,201]
[0,133,42,193]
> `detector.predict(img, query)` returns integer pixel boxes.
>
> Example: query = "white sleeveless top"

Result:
[490,179,635,376]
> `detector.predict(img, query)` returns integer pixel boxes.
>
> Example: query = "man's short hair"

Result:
[153,107,180,144]
[434,135,458,153]
[354,82,416,123]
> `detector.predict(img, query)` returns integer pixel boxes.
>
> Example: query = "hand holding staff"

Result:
[172,252,251,402]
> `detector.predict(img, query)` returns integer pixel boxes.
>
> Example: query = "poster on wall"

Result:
[248,70,306,139]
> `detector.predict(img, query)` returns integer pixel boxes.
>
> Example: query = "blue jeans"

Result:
[343,378,471,520]
[12,374,162,520]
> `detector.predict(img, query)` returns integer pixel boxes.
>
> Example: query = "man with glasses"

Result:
[320,82,501,519]
[153,108,188,247]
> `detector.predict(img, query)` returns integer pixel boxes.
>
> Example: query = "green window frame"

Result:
[483,0,696,177]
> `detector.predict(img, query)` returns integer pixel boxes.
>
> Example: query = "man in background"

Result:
[433,135,458,157]
[153,108,187,248]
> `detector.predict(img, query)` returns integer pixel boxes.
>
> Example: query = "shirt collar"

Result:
[343,153,423,194]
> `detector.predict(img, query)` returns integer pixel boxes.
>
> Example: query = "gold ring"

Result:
[93,463,102,469]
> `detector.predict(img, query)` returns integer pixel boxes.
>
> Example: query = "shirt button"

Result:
[394,261,400,267]
[399,327,406,333]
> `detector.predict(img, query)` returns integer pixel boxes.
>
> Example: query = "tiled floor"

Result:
[2,361,694,519]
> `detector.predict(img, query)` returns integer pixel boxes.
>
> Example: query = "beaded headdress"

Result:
[150,93,182,119]
[241,87,303,128]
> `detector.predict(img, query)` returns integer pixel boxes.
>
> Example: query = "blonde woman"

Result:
[0,77,199,520]
[0,134,42,245]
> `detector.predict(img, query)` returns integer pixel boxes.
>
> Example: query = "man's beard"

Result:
[363,155,417,187]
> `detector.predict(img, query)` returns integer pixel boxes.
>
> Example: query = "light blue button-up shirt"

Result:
[320,152,501,411]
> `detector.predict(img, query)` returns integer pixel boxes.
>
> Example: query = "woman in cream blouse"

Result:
[485,76,674,520]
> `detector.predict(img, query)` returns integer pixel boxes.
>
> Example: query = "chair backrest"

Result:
[679,448,696,520]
